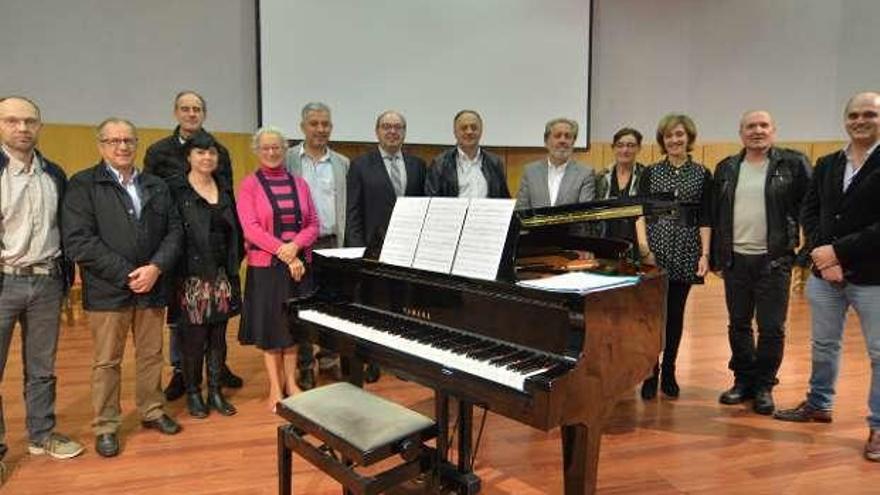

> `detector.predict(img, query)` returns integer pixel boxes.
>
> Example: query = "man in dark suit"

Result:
[345,110,426,248]
[426,110,510,198]
[774,92,880,463]
[345,110,425,383]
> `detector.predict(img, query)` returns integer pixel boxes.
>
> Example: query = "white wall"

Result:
[591,0,880,142]
[1,0,878,142]
[0,0,257,133]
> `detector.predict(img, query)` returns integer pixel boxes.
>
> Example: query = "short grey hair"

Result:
[375,110,407,130]
[96,117,137,139]
[251,126,288,150]
[543,117,578,141]
[301,102,332,121]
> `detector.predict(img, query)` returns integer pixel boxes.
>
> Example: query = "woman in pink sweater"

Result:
[236,126,318,411]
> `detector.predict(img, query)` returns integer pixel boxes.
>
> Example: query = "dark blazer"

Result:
[345,148,426,247]
[425,147,510,198]
[0,149,75,291]
[801,147,880,284]
[711,147,811,270]
[62,163,183,310]
[144,126,233,185]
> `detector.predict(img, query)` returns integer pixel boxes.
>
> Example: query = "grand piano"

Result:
[289,198,684,494]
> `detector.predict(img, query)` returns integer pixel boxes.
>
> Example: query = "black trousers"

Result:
[661,281,692,371]
[722,253,792,389]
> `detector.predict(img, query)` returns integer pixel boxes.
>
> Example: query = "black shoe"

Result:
[220,365,243,389]
[186,392,209,418]
[141,414,182,435]
[296,369,316,391]
[660,369,680,398]
[164,369,185,402]
[207,387,237,416]
[719,383,754,405]
[640,376,658,400]
[753,388,775,415]
[364,363,381,384]
[773,401,833,423]
[95,433,119,458]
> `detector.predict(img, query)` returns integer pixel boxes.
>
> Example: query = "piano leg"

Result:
[457,400,473,473]
[561,423,602,495]
[341,355,364,387]
[434,392,481,495]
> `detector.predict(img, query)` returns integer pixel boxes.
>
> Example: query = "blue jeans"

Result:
[0,274,64,459]
[806,275,880,428]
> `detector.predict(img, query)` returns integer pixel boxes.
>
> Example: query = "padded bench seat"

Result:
[277,382,437,495]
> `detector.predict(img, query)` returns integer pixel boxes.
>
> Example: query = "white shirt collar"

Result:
[298,143,331,163]
[105,162,139,184]
[1,145,40,175]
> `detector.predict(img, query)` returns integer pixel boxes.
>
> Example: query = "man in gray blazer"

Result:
[285,102,349,389]
[515,117,595,209]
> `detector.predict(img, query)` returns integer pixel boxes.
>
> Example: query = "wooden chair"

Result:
[276,382,437,495]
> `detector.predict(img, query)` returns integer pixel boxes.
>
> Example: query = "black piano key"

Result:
[491,350,533,366]
[507,356,545,372]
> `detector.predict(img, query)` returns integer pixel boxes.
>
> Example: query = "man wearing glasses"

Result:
[63,118,183,457]
[345,110,426,248]
[345,110,426,383]
[712,110,810,416]
[144,91,242,402]
[0,96,84,474]
[425,110,510,199]
[515,117,595,210]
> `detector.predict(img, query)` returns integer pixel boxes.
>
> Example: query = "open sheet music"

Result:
[379,197,516,280]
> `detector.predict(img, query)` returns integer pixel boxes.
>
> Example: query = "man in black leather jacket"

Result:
[711,110,810,415]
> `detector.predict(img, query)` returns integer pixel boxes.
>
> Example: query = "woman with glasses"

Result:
[594,127,648,259]
[637,114,713,400]
[237,127,318,412]
[167,130,243,418]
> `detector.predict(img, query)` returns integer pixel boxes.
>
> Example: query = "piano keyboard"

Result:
[299,305,564,391]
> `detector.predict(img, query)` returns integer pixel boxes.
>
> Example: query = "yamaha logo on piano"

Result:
[402,306,432,321]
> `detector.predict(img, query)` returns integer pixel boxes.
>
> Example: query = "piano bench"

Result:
[276,382,437,495]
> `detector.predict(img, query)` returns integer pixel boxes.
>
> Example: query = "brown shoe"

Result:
[773,401,832,423]
[865,429,880,462]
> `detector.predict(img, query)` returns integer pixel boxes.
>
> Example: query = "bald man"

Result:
[774,92,880,463]
[711,110,810,415]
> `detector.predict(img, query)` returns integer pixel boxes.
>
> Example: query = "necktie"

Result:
[387,155,404,196]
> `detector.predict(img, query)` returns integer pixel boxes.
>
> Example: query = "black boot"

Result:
[207,349,237,416]
[186,392,209,418]
[660,365,680,398]
[164,368,185,401]
[182,349,208,417]
[640,364,659,400]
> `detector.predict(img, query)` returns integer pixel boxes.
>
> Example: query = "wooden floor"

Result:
[2,278,879,494]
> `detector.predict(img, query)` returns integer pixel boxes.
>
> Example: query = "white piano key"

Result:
[299,309,552,391]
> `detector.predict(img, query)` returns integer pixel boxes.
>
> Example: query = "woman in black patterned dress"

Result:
[637,114,712,400]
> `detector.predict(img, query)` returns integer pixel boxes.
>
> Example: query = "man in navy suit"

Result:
[344,110,425,383]
[345,110,426,248]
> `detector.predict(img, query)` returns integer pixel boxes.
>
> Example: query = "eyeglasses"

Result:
[0,117,40,129]
[379,123,405,132]
[613,142,640,149]
[258,145,284,152]
[99,138,138,148]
